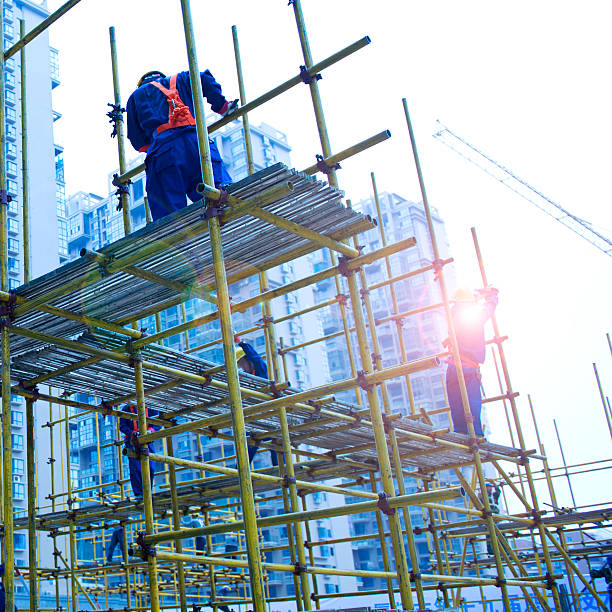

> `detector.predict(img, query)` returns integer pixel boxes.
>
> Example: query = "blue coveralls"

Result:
[0,564,16,612]
[119,403,160,497]
[126,70,232,221]
[106,527,125,562]
[446,293,498,436]
[237,342,279,466]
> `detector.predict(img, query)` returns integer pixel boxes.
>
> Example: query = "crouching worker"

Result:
[119,402,161,499]
[444,286,498,437]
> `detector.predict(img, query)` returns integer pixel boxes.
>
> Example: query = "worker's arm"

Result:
[119,417,133,439]
[126,93,151,153]
[199,69,229,114]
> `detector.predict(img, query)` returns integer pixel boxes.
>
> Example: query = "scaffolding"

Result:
[0,2,610,612]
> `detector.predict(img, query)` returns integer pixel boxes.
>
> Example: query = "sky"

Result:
[47,0,611,511]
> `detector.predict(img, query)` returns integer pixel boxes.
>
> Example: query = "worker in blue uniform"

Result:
[119,403,161,499]
[234,336,279,466]
[126,69,237,221]
[444,286,498,437]
[591,555,612,604]
[0,564,16,612]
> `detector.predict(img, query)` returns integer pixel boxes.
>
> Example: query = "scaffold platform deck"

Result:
[8,163,374,358]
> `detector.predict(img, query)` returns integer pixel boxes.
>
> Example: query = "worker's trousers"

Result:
[446,364,483,436]
[145,128,232,221]
[106,529,125,562]
[126,442,156,497]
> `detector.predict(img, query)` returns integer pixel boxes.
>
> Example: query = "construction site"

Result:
[0,2,610,612]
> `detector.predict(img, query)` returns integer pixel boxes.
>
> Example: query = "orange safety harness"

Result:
[149,74,196,134]
[128,404,149,433]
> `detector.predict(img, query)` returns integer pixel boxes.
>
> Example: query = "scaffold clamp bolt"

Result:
[337,255,357,278]
[112,173,131,211]
[299,65,321,85]
[293,562,307,575]
[377,492,396,516]
[281,475,297,488]
[315,154,340,175]
[356,370,373,392]
[136,531,156,558]
[106,103,125,138]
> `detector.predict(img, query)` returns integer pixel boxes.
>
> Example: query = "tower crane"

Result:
[433,121,612,257]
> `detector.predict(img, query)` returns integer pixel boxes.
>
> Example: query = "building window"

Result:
[79,419,94,446]
[12,458,24,476]
[7,199,17,215]
[5,107,16,124]
[8,278,19,290]
[14,533,25,551]
[8,257,19,274]
[11,434,23,450]
[4,72,15,89]
[49,48,60,81]
[57,218,68,257]
[6,142,17,158]
[7,179,17,196]
[4,23,14,40]
[5,89,15,105]
[7,218,18,234]
[55,152,64,183]
[6,125,16,141]
[11,410,22,427]
[6,160,17,176]
[56,183,66,217]
[8,238,18,253]
[132,178,144,202]
[12,483,24,501]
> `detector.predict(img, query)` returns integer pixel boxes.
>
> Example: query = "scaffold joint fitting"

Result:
[432,258,445,281]
[495,577,507,588]
[410,570,422,581]
[106,102,125,138]
[197,368,213,387]
[112,173,131,211]
[382,413,394,433]
[136,531,156,558]
[282,475,297,488]
[99,400,113,416]
[204,189,229,222]
[356,370,373,392]
[0,290,17,328]
[299,65,321,85]
[377,492,396,516]
[335,293,348,305]
[293,562,307,575]
[337,255,357,278]
[545,572,556,589]
[304,540,311,549]
[269,381,283,398]
[315,153,340,175]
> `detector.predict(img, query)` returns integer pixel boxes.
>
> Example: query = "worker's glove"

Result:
[220,99,239,118]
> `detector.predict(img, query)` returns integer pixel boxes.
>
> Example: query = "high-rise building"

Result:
[2,0,71,604]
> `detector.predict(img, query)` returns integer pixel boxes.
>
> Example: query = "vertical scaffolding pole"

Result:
[26,398,37,611]
[0,4,13,611]
[108,26,131,235]
[166,437,188,612]
[63,406,77,612]
[19,20,30,283]
[179,2,266,609]
[469,225,562,610]
[402,100,511,612]
[593,363,612,442]
[133,354,161,612]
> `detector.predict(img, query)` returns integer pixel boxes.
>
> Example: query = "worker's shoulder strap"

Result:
[148,74,178,97]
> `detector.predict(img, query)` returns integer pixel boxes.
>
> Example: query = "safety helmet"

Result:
[235,346,246,362]
[137,70,166,87]
[453,288,474,303]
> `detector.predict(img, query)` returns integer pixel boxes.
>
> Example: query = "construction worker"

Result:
[119,402,161,499]
[106,524,125,563]
[0,564,16,612]
[126,69,237,221]
[591,555,612,603]
[234,336,268,378]
[444,286,498,437]
[186,516,206,553]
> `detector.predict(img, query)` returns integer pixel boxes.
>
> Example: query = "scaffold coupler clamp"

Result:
[299,65,321,85]
[356,370,373,392]
[335,293,347,306]
[130,431,149,458]
[293,562,307,575]
[18,380,39,401]
[99,400,113,416]
[431,258,446,282]
[204,188,229,223]
[191,604,202,612]
[544,572,556,590]
[281,475,297,488]
[495,576,507,588]
[377,492,396,516]
[315,154,340,175]
[106,102,125,138]
[136,531,156,558]
[382,413,394,434]
[269,381,283,398]
[112,173,131,211]
[0,190,12,206]
[337,255,359,278]
[0,289,17,329]
[197,367,213,388]
[127,347,142,368]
